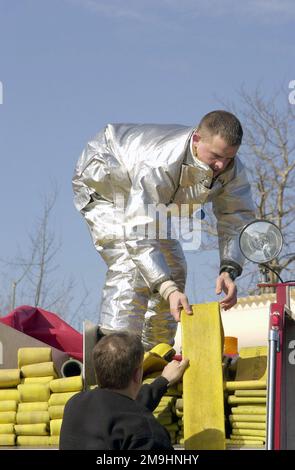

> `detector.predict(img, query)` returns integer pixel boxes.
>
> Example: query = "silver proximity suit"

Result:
[73,123,255,349]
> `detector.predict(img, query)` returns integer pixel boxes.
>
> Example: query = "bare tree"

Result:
[198,87,295,295]
[236,87,295,293]
[0,190,92,329]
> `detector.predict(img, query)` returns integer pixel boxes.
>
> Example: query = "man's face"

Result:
[192,132,239,177]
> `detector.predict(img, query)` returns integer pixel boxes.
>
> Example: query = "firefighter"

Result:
[73,110,255,349]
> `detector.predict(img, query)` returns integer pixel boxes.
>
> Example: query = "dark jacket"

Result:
[59,376,173,450]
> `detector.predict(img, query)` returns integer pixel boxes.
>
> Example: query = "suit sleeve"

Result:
[123,164,180,291]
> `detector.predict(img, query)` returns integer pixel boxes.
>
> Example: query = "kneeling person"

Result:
[59,332,188,450]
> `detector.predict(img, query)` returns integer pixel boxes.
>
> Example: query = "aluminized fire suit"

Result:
[73,123,255,349]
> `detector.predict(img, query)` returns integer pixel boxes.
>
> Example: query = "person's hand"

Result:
[168,291,192,322]
[215,272,237,311]
[161,358,190,386]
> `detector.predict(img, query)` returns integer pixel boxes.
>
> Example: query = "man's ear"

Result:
[192,132,201,144]
[133,366,143,385]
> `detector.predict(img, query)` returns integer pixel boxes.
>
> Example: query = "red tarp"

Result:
[0,305,83,361]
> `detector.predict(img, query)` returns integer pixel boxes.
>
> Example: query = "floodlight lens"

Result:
[239,220,283,263]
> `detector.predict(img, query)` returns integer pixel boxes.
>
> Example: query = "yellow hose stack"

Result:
[0,347,83,447]
[225,346,267,449]
[142,344,183,446]
[0,369,21,445]
[175,395,184,445]
[15,347,55,446]
[48,375,83,445]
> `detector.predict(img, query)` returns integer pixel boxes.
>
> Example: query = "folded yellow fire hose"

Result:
[18,402,48,412]
[21,362,57,378]
[22,376,54,384]
[0,434,15,446]
[50,418,62,436]
[48,405,64,420]
[14,423,49,436]
[18,384,50,403]
[0,400,18,412]
[0,369,21,388]
[50,376,83,393]
[17,435,50,446]
[18,348,52,368]
[0,411,16,424]
[48,391,78,406]
[16,411,50,425]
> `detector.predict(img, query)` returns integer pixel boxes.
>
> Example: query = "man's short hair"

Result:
[92,332,144,389]
[198,110,243,146]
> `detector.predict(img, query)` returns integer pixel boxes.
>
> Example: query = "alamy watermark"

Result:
[288,80,295,105]
[97,193,203,251]
[0,81,3,104]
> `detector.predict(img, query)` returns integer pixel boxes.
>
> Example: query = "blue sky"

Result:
[0,0,294,329]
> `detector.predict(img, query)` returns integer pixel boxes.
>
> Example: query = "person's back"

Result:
[60,380,173,450]
[59,332,188,450]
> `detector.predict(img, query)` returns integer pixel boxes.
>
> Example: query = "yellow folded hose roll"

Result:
[226,439,264,446]
[235,389,267,397]
[156,396,175,403]
[230,435,265,442]
[18,348,52,368]
[153,409,171,417]
[0,389,20,401]
[143,352,167,375]
[166,385,179,396]
[231,406,266,415]
[182,302,225,451]
[18,402,48,412]
[232,422,266,430]
[154,402,172,411]
[50,375,83,393]
[15,423,49,436]
[150,344,176,361]
[226,380,267,391]
[0,369,21,388]
[21,362,56,378]
[18,384,50,403]
[48,392,78,406]
[0,411,16,424]
[23,376,54,384]
[232,428,266,437]
[236,347,267,381]
[17,436,50,446]
[228,396,266,405]
[0,434,15,446]
[48,405,64,420]
[50,419,63,436]
[0,401,18,412]
[175,398,183,410]
[229,414,266,423]
[49,435,60,446]
[156,416,173,426]
[16,411,50,425]
[0,423,14,434]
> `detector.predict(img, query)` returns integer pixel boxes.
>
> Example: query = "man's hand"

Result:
[161,358,189,386]
[215,272,237,310]
[168,291,192,322]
